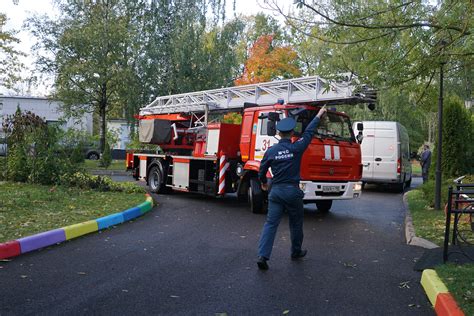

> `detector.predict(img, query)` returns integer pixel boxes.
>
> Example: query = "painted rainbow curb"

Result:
[421,269,465,316]
[0,194,154,260]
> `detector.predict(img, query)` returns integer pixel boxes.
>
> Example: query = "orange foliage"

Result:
[222,112,242,124]
[235,35,301,86]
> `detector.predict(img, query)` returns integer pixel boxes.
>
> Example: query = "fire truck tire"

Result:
[316,200,332,213]
[249,179,264,214]
[148,166,165,193]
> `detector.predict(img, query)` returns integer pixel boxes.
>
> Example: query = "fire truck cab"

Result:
[238,102,363,213]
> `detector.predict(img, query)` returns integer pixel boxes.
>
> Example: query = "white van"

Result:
[353,121,412,191]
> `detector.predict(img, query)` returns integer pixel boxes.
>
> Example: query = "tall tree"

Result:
[270,0,473,96]
[0,12,24,91]
[273,0,473,150]
[28,0,143,152]
[28,0,240,144]
[113,0,242,122]
[235,34,301,85]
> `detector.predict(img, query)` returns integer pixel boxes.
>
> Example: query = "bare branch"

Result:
[415,70,436,105]
[278,1,470,35]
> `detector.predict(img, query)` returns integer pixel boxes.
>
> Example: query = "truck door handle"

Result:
[363,163,370,167]
[255,149,261,152]
[375,158,382,162]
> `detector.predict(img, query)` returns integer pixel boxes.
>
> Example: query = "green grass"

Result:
[82,159,125,171]
[406,189,446,245]
[0,182,146,243]
[407,181,474,314]
[436,264,474,315]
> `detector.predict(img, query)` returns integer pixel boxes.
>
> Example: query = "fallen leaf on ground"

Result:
[170,295,180,298]
[283,310,290,315]
[20,275,28,278]
[342,262,357,268]
[399,281,410,289]
[77,272,87,275]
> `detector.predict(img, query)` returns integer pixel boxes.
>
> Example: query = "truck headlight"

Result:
[299,183,306,191]
[353,182,362,192]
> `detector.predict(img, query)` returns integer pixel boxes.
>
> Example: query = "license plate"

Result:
[322,186,340,193]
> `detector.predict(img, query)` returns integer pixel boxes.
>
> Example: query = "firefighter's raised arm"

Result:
[293,105,327,153]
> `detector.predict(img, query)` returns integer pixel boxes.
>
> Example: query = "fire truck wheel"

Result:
[249,179,264,214]
[316,200,332,213]
[148,166,164,193]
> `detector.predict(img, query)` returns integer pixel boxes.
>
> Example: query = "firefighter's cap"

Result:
[276,117,296,132]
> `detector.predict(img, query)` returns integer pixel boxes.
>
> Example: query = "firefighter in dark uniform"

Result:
[257,105,327,270]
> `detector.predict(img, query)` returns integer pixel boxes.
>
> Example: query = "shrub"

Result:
[432,96,473,178]
[70,140,85,165]
[60,172,145,193]
[420,174,474,208]
[6,143,29,182]
[420,179,451,208]
[2,109,84,185]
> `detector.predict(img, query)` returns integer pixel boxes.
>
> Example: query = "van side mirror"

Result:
[267,121,277,136]
[357,123,364,131]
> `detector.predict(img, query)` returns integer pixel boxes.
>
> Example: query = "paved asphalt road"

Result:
[0,177,433,315]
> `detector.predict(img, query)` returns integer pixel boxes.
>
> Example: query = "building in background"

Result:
[0,96,93,136]
[107,119,132,159]
[0,96,135,159]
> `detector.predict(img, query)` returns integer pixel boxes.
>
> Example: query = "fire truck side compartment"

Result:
[189,159,217,195]
[205,123,241,158]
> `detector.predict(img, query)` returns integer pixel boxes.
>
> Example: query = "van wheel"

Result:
[148,166,165,193]
[316,200,332,213]
[249,178,265,214]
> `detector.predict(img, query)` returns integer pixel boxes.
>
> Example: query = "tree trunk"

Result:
[99,105,106,154]
[99,83,107,154]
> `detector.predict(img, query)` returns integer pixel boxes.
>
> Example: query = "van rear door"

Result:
[373,122,397,180]
[360,123,375,180]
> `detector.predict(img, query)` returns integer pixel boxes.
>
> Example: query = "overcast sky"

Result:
[0,0,290,96]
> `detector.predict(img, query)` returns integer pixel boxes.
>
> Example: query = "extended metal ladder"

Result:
[139,75,376,116]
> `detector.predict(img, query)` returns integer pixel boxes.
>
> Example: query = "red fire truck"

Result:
[126,75,376,213]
